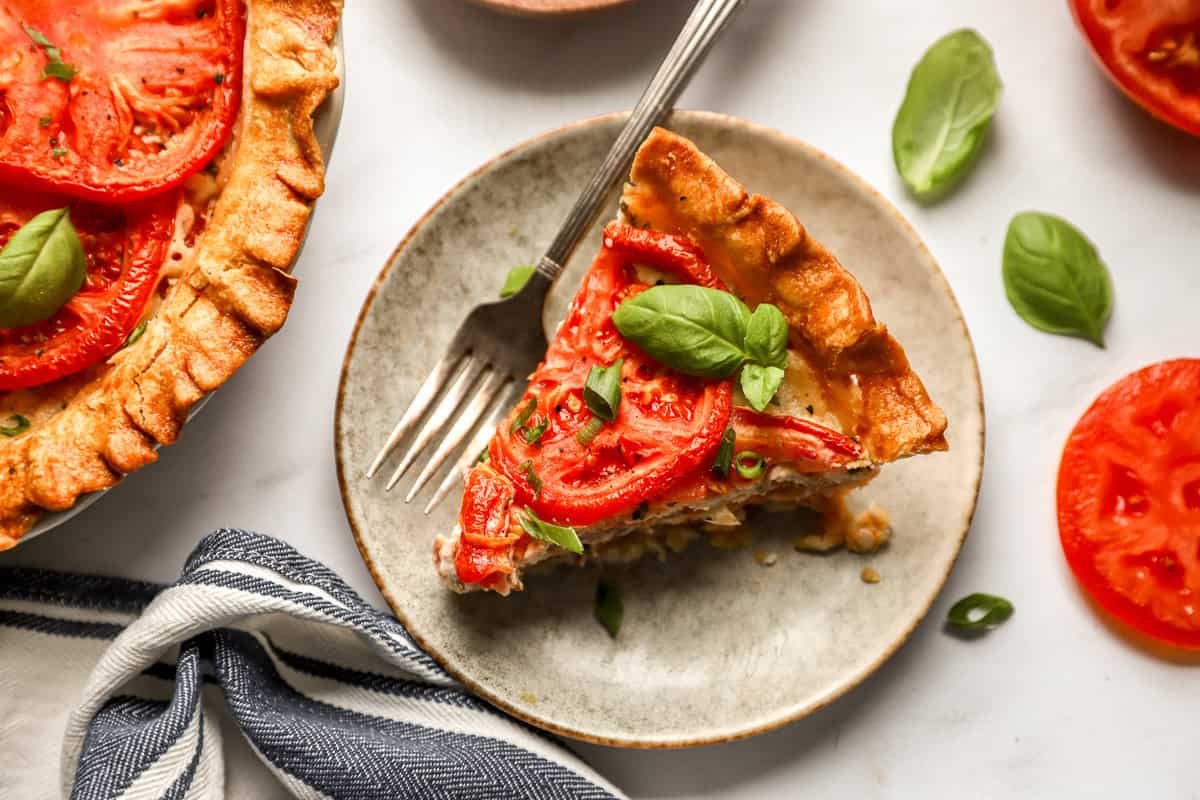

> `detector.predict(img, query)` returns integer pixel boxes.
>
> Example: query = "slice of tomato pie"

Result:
[435,128,948,594]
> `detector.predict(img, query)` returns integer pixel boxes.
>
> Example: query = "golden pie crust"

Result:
[0,0,343,547]
[622,128,948,463]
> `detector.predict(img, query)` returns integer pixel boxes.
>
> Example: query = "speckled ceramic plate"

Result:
[335,111,984,748]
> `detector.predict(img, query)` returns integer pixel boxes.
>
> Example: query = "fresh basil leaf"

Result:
[500,265,534,298]
[123,321,147,349]
[22,25,76,83]
[520,460,542,500]
[893,29,1001,200]
[1002,212,1113,347]
[517,507,583,555]
[583,358,623,422]
[594,579,623,638]
[1,414,31,437]
[612,285,750,379]
[946,592,1013,635]
[42,62,77,82]
[509,396,536,434]
[523,417,549,446]
[740,364,785,412]
[711,426,735,478]
[744,304,788,369]
[0,207,86,329]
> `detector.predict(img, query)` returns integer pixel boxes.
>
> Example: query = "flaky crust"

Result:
[0,0,343,547]
[623,128,947,463]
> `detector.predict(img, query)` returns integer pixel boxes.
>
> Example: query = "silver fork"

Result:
[365,0,747,512]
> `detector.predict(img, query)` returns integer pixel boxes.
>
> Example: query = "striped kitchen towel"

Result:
[0,528,624,800]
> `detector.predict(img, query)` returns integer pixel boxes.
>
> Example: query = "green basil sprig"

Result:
[499,265,534,298]
[517,507,583,555]
[611,285,789,411]
[0,207,86,329]
[594,579,623,638]
[1,414,31,437]
[23,25,77,83]
[946,593,1013,635]
[1002,212,1113,347]
[892,29,1001,200]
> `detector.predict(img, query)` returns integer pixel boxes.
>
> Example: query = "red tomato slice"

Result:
[1057,359,1200,650]
[728,407,865,471]
[0,0,244,201]
[456,467,520,586]
[488,223,734,528]
[0,191,176,390]
[1071,0,1200,135]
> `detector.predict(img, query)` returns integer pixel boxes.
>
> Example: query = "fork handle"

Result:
[532,0,747,284]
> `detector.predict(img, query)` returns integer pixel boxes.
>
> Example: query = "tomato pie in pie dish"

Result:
[0,0,342,547]
[436,128,948,594]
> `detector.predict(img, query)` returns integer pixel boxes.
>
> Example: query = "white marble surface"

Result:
[5,1,1198,797]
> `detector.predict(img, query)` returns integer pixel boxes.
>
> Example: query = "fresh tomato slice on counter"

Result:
[0,0,244,201]
[488,224,734,528]
[1057,359,1200,649]
[1071,0,1200,135]
[0,191,176,390]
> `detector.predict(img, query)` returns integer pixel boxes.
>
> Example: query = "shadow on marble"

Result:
[409,0,696,92]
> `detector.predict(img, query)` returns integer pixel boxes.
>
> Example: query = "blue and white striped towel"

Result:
[0,528,624,800]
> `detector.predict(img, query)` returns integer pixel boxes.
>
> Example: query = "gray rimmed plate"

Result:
[19,29,346,546]
[336,111,984,747]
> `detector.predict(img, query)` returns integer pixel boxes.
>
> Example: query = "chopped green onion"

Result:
[575,416,604,447]
[123,321,147,349]
[583,359,623,422]
[477,447,490,464]
[734,450,765,480]
[517,507,583,554]
[499,265,535,298]
[524,417,549,446]
[520,460,542,499]
[51,147,68,159]
[711,427,735,478]
[946,593,1013,635]
[38,116,51,128]
[213,73,225,85]
[594,579,623,638]
[509,397,536,434]
[1,414,30,437]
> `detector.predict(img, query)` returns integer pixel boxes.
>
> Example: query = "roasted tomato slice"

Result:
[456,466,520,586]
[0,0,244,201]
[1057,359,1200,650]
[488,223,733,528]
[0,191,176,390]
[1071,0,1200,135]
[728,407,865,471]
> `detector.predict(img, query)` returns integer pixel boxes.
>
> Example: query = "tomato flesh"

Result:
[489,224,734,528]
[1057,359,1200,649]
[0,0,244,201]
[0,191,176,390]
[1072,0,1200,135]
